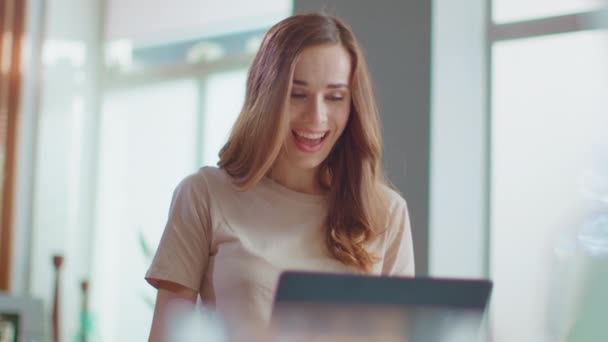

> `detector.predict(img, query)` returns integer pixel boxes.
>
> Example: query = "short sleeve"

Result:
[145,171,212,291]
[382,195,415,277]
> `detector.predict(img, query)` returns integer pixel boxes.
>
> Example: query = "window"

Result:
[92,79,199,341]
[489,3,608,341]
[92,65,252,342]
[201,69,248,166]
[90,2,292,340]
[491,29,608,341]
[493,0,605,23]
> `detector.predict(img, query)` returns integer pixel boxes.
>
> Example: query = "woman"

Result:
[146,12,415,341]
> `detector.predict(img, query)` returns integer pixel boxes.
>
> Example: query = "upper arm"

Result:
[148,280,198,342]
[145,172,213,341]
[145,172,213,291]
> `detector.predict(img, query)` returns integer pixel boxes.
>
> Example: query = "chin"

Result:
[292,157,325,170]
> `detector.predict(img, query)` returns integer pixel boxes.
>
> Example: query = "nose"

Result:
[306,94,328,125]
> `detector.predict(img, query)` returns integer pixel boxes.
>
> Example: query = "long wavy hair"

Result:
[219,13,389,272]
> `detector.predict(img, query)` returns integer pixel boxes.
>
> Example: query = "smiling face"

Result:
[277,44,352,173]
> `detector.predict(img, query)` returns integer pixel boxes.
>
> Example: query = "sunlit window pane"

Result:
[92,79,198,342]
[201,69,248,167]
[491,30,608,341]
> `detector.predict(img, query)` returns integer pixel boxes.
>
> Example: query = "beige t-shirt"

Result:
[145,166,414,335]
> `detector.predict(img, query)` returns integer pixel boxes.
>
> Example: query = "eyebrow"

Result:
[293,79,349,89]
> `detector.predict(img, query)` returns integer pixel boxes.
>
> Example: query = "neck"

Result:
[269,160,323,195]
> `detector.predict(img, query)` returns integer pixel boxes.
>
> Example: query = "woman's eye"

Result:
[291,93,306,98]
[327,96,344,101]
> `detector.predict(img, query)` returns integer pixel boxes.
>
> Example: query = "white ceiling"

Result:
[105,0,292,46]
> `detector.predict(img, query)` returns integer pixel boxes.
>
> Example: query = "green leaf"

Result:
[141,292,156,309]
[137,230,153,261]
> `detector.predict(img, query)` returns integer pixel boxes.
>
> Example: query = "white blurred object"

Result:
[165,301,228,342]
[105,39,133,71]
[42,39,86,67]
[562,40,608,336]
[186,41,226,63]
[548,140,608,342]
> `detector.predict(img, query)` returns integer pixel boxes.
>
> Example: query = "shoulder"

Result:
[379,183,409,216]
[170,167,227,207]
[376,182,411,241]
[177,166,232,192]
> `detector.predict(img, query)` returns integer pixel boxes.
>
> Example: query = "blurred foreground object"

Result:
[565,137,608,341]
[164,301,228,342]
[52,256,64,342]
[271,272,493,342]
[0,294,44,342]
[549,142,608,342]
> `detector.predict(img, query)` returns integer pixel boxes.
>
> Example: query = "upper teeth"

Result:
[295,131,325,139]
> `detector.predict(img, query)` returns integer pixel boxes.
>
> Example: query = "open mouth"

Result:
[291,129,329,153]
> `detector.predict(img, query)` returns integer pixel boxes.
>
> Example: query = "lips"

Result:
[292,129,328,153]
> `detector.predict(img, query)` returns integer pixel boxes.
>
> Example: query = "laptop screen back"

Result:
[271,271,493,342]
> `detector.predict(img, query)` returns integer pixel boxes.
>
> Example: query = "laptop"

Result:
[271,271,493,342]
